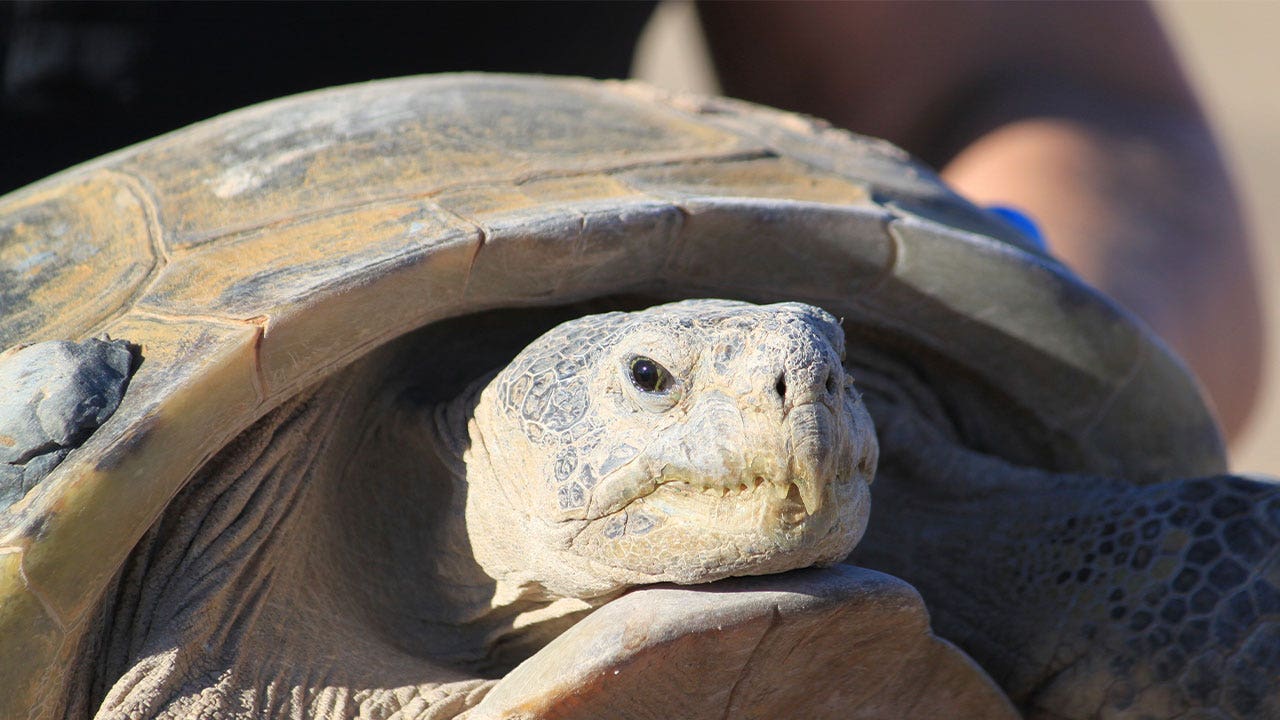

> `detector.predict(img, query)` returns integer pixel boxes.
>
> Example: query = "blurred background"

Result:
[634,1,1280,475]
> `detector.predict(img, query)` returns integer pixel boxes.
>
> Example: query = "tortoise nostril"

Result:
[775,374,787,401]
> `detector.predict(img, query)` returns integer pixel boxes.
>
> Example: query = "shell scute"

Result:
[119,76,754,250]
[0,549,65,720]
[7,315,261,623]
[435,180,683,306]
[618,156,872,208]
[0,172,158,348]
[139,198,479,319]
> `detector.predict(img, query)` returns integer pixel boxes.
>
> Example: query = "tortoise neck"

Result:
[427,378,601,672]
[430,371,494,477]
[849,407,1133,703]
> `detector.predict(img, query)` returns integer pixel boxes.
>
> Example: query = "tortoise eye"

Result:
[629,356,671,393]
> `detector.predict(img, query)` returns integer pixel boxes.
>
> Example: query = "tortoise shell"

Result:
[0,74,1223,718]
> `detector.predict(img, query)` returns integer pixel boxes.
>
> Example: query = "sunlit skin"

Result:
[451,300,877,599]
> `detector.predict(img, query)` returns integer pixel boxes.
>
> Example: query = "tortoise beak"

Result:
[786,400,839,515]
[582,389,848,521]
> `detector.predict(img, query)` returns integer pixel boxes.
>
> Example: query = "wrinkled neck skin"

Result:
[82,364,581,720]
[850,394,1127,704]
[426,376,609,668]
[848,356,1276,719]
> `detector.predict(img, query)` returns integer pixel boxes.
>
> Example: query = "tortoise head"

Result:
[460,299,877,598]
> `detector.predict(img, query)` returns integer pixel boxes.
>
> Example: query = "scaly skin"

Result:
[853,410,1280,719]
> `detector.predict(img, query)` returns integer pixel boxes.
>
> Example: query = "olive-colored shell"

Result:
[0,74,1223,718]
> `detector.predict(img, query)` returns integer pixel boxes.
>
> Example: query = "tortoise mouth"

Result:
[577,456,867,553]
[579,451,845,527]
[648,470,828,522]
[578,397,857,524]
[563,462,871,590]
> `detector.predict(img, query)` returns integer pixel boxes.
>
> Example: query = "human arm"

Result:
[698,0,1262,439]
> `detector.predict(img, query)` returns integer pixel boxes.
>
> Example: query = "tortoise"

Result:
[0,74,1276,720]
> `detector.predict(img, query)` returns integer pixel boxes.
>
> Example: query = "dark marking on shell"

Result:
[24,512,52,542]
[93,412,161,473]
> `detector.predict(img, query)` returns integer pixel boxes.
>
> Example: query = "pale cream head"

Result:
[462,300,877,598]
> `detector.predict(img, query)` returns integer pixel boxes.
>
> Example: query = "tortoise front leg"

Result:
[853,413,1280,719]
[468,566,1019,720]
[1012,475,1279,720]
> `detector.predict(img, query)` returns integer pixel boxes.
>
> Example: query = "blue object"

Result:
[986,205,1048,252]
